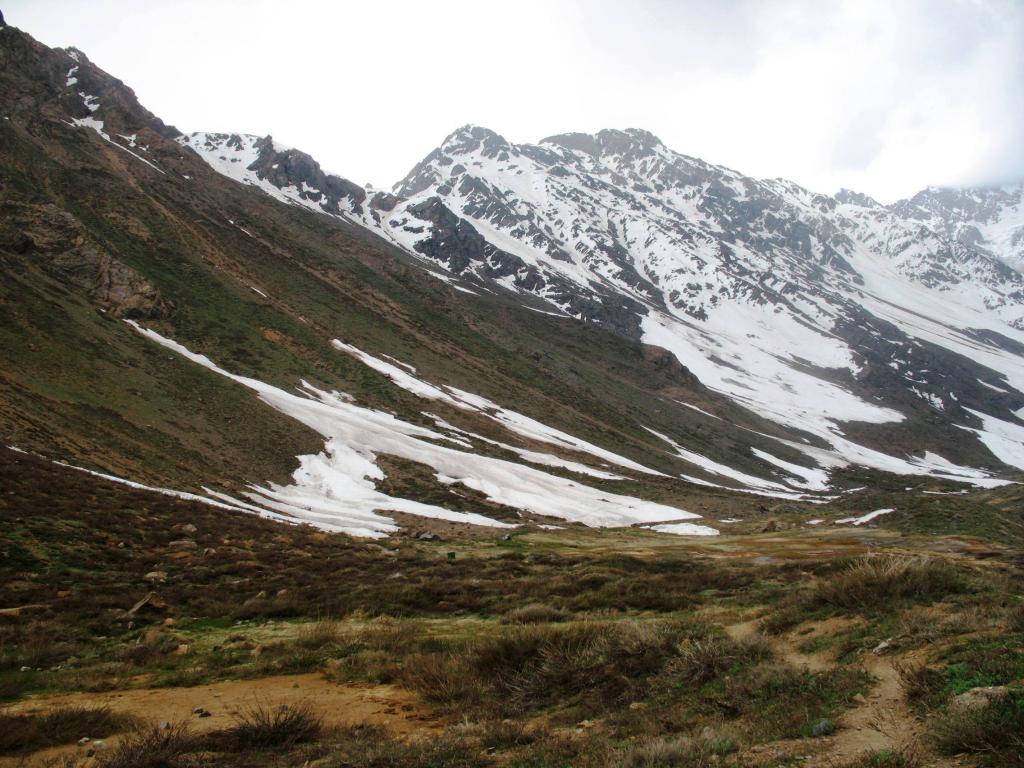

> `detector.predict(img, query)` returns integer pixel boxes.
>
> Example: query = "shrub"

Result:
[295,617,342,649]
[894,660,947,712]
[0,706,137,753]
[500,603,569,624]
[216,703,322,750]
[814,555,966,610]
[667,635,772,684]
[97,724,194,768]
[610,736,712,768]
[931,692,1024,761]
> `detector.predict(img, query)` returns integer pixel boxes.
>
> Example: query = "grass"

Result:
[0,705,137,753]
[813,555,967,610]
[215,703,322,750]
[931,691,1024,765]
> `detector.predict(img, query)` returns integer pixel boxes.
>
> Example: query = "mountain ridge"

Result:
[4,19,1024,542]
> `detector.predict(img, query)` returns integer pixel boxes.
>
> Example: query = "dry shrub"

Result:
[0,706,137,753]
[500,603,569,624]
[296,617,343,649]
[217,702,322,750]
[814,555,965,610]
[893,660,947,712]
[97,724,194,768]
[931,692,1024,760]
[610,735,710,768]
[667,634,772,684]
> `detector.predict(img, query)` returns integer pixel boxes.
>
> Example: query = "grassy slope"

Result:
[3,448,1022,767]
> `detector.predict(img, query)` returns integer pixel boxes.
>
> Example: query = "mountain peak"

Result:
[440,124,510,156]
[542,128,665,159]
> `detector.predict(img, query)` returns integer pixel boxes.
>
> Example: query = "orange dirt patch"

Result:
[1,672,440,767]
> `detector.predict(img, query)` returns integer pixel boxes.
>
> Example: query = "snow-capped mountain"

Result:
[890,184,1024,272]
[181,125,1024,482]
[7,11,1024,543]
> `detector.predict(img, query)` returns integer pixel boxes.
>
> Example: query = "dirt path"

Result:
[1,672,440,767]
[725,617,935,766]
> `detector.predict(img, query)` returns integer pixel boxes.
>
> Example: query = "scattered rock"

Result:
[158,722,170,730]
[418,532,441,541]
[92,740,107,750]
[193,707,211,718]
[174,643,191,656]
[810,718,835,737]
[181,523,197,534]
[954,685,1009,710]
[163,617,177,626]
[144,571,167,582]
[852,693,867,704]
[78,737,91,745]
[872,638,892,654]
[700,725,716,740]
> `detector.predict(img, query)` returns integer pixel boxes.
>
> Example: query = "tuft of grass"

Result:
[96,724,194,768]
[0,706,137,753]
[667,634,772,684]
[295,618,343,649]
[610,735,711,768]
[216,702,322,750]
[500,603,569,625]
[894,660,947,713]
[404,620,700,715]
[814,555,966,610]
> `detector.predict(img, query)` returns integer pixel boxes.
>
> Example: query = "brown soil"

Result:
[1,672,439,767]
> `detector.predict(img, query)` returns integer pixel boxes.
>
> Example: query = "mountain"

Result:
[182,125,1024,482]
[889,183,1024,271]
[3,19,1024,541]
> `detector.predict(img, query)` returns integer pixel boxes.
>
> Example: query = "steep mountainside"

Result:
[182,125,1024,484]
[3,19,1024,540]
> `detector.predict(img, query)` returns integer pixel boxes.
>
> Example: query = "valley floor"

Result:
[2,447,1023,767]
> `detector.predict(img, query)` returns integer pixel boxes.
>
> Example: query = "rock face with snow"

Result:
[183,123,1024,477]
[890,184,1024,272]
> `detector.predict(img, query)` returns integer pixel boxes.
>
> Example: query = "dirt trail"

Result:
[1,672,439,767]
[725,617,934,766]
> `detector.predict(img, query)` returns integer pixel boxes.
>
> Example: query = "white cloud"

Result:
[7,0,1022,201]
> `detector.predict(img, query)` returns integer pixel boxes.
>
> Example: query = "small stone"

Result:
[418,532,441,541]
[852,693,867,704]
[810,718,835,737]
[78,737,91,745]
[174,643,191,656]
[182,523,197,533]
[163,618,177,627]
[159,722,170,730]
[701,725,716,740]
[144,571,167,582]
[193,707,210,717]
[92,740,107,750]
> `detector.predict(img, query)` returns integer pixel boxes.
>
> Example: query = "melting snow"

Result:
[125,322,707,536]
[836,508,895,526]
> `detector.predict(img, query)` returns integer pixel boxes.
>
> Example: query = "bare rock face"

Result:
[0,200,170,319]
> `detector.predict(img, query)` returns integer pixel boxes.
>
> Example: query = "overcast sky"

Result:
[8,0,1023,201]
